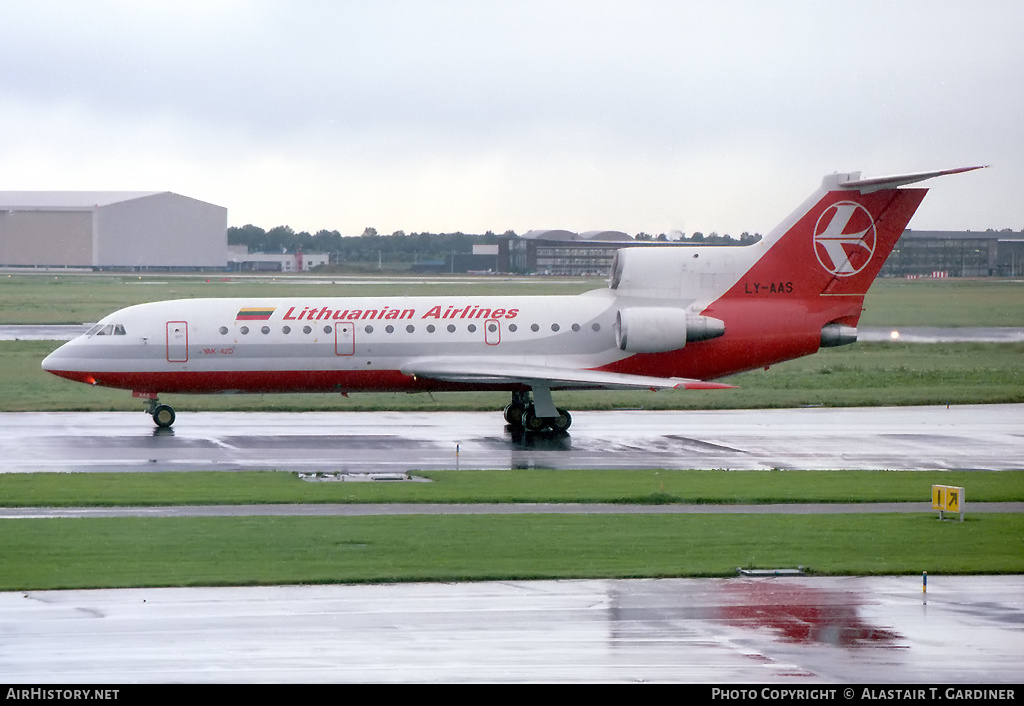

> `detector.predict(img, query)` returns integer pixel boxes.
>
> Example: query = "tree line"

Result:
[228,224,763,264]
[228,225,509,264]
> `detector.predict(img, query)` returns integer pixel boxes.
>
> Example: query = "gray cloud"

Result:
[0,1,1019,234]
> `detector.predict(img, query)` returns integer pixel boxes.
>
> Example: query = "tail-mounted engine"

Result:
[615,308,725,353]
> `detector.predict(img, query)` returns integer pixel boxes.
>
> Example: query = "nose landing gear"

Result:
[137,392,176,428]
[151,403,176,428]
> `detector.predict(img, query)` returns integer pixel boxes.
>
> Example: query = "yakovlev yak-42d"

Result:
[42,166,983,431]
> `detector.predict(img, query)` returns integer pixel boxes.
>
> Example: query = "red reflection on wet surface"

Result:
[720,581,903,647]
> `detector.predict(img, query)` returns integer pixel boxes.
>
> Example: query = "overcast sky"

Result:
[1,1,1020,236]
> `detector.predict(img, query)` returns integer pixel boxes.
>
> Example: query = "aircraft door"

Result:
[335,321,355,355]
[485,318,501,346]
[166,321,188,363]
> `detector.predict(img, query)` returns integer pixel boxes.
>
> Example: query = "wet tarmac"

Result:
[2,404,1021,473]
[3,404,1022,684]
[2,576,1021,683]
[0,324,89,340]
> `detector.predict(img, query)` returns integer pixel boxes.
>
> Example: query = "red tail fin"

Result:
[719,167,985,305]
[600,167,983,380]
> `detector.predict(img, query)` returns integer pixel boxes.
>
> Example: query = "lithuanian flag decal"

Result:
[236,307,276,321]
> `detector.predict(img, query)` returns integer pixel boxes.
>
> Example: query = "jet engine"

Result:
[820,322,858,347]
[615,308,725,353]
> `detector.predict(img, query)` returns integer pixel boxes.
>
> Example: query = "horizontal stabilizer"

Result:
[402,359,736,391]
[839,166,987,193]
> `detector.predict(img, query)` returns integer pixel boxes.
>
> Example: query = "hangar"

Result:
[0,191,227,269]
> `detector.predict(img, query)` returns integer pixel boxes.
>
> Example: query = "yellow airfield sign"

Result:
[932,485,965,521]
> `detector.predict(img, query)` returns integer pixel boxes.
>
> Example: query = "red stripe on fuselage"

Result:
[43,368,528,395]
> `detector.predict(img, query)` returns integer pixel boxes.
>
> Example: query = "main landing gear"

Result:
[503,388,572,433]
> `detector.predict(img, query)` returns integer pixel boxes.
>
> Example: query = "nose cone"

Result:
[41,342,94,384]
[41,344,65,373]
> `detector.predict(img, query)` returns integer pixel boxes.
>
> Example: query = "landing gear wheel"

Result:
[152,404,176,428]
[504,401,526,426]
[549,407,572,432]
[520,406,549,433]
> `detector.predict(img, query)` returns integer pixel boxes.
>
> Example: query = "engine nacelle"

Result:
[610,248,680,292]
[615,308,725,353]
[820,323,858,347]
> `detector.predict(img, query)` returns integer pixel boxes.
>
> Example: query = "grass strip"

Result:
[5,340,1024,411]
[2,513,1020,591]
[3,274,1024,326]
[1,469,1022,507]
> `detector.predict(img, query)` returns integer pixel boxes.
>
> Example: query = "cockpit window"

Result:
[86,324,127,336]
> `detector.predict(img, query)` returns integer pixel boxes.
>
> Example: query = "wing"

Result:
[401,358,736,391]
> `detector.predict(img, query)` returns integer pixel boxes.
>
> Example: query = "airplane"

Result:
[42,166,984,431]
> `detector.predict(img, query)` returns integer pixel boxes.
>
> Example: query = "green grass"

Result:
[860,278,1024,327]
[2,513,1021,590]
[5,274,1022,412]
[3,273,1024,326]
[3,274,1021,592]
[7,339,1023,411]
[0,272,594,324]
[3,470,1018,590]
[1,469,1022,507]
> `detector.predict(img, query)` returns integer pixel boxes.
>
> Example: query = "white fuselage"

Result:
[42,289,668,393]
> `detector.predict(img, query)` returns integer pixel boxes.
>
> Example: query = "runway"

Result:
[3,404,1021,684]
[3,576,1022,683]
[2,403,1022,473]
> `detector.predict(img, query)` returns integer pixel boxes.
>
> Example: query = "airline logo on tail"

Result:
[813,201,877,277]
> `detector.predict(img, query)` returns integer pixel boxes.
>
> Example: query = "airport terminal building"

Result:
[0,191,227,269]
[880,229,1024,278]
[507,228,1024,278]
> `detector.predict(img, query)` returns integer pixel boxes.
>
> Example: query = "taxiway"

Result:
[3,404,1021,684]
[1,404,1021,473]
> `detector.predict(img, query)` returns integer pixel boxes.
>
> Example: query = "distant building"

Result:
[881,230,1024,278]
[509,229,678,276]
[507,228,1024,278]
[0,191,226,269]
[227,246,330,272]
